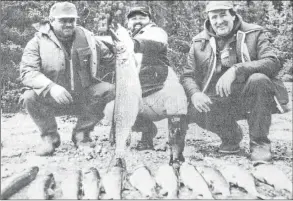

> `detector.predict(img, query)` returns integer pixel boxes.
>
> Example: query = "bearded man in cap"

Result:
[101,6,188,165]
[181,1,288,162]
[20,2,116,156]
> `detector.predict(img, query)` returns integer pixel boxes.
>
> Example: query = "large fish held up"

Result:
[252,163,292,199]
[108,23,142,160]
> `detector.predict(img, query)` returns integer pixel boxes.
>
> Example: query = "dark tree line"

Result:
[1,1,292,112]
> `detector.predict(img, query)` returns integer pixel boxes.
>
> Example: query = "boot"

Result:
[36,133,61,156]
[134,118,157,151]
[168,115,187,170]
[250,141,272,162]
[72,131,92,148]
[218,124,243,154]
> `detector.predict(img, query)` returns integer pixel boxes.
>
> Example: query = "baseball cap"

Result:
[49,2,79,18]
[205,1,234,12]
[127,6,151,19]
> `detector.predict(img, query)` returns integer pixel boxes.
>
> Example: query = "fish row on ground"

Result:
[1,160,292,199]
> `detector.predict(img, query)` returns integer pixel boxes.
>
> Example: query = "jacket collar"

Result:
[132,22,157,37]
[193,14,263,42]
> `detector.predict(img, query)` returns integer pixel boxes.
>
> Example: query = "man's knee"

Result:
[245,73,274,94]
[21,90,39,108]
[246,73,274,91]
[86,82,115,99]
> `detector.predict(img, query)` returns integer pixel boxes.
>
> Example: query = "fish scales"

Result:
[110,24,142,157]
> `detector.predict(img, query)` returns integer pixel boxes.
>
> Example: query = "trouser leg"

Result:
[241,73,275,144]
[188,96,243,146]
[72,82,115,146]
[132,115,157,150]
[168,115,187,166]
[22,90,65,155]
[22,90,58,135]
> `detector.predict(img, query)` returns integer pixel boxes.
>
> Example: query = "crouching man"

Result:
[102,6,188,165]
[181,1,288,162]
[20,2,116,156]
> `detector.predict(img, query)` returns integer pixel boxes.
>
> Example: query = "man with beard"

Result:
[20,2,116,156]
[102,6,188,165]
[181,1,288,162]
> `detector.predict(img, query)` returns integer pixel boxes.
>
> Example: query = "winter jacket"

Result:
[181,15,289,113]
[20,22,115,96]
[132,23,170,97]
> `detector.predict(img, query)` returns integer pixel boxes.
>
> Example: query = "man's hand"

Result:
[49,84,73,105]
[216,66,236,97]
[191,92,213,113]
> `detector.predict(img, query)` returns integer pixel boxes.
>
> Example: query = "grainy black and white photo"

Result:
[1,1,292,199]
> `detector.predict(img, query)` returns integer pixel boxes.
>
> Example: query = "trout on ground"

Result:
[252,163,292,196]
[0,166,39,200]
[27,172,55,199]
[179,162,214,199]
[129,165,157,198]
[109,23,142,159]
[60,170,82,199]
[102,158,126,199]
[196,165,230,198]
[155,164,179,199]
[82,167,101,200]
[219,164,267,199]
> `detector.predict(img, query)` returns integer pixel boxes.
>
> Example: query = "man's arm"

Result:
[20,36,53,95]
[180,44,202,98]
[133,26,168,54]
[234,30,281,81]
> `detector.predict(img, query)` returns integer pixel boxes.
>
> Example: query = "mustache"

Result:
[133,23,143,28]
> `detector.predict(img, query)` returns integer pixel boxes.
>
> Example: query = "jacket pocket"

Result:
[76,47,92,88]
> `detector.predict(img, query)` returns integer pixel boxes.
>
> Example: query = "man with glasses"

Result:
[20,2,116,156]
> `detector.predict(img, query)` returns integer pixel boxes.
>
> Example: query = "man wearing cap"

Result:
[181,1,288,162]
[102,6,188,164]
[20,2,116,156]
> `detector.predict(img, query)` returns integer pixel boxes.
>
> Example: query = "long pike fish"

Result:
[109,23,142,159]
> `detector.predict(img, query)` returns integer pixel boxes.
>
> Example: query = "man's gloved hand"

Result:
[216,66,236,97]
[191,92,213,113]
[49,84,73,105]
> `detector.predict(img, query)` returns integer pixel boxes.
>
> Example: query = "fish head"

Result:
[109,23,134,53]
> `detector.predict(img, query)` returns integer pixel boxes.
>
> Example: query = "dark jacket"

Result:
[132,23,170,97]
[181,15,288,113]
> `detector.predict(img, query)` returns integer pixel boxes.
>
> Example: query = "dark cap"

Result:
[205,1,234,12]
[49,2,79,18]
[127,6,151,19]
